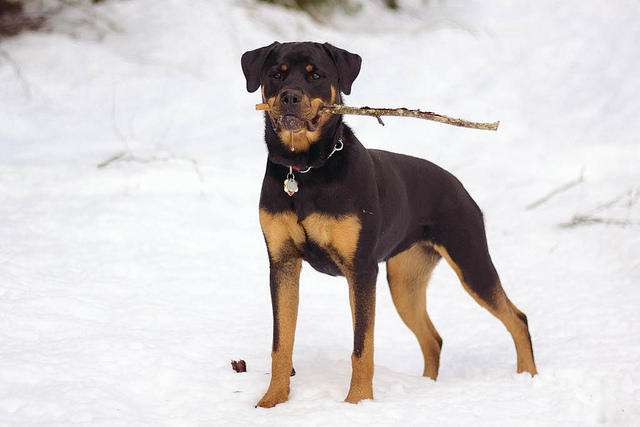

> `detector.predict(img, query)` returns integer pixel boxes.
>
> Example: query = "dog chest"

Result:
[259,208,361,275]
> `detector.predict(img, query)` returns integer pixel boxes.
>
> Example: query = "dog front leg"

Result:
[256,257,302,408]
[345,266,377,404]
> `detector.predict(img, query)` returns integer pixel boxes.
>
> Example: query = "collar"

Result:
[290,137,343,174]
[283,129,345,196]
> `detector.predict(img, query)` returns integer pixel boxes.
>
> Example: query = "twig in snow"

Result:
[255,103,500,131]
[526,173,584,210]
[97,151,205,183]
[40,0,122,40]
[0,48,31,98]
[97,152,126,168]
[559,216,640,228]
[558,188,640,228]
[59,0,122,35]
[102,88,204,183]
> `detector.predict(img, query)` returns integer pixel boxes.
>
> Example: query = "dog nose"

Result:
[280,89,302,105]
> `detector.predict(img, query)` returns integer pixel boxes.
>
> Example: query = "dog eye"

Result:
[272,72,282,80]
[311,72,321,80]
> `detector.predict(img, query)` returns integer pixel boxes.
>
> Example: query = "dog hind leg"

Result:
[433,234,537,376]
[386,243,443,379]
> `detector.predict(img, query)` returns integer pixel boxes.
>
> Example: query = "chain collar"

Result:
[284,137,344,196]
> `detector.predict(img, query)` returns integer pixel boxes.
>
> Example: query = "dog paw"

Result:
[256,388,289,408]
[344,388,373,404]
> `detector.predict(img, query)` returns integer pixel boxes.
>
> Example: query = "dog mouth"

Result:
[273,112,323,133]
[268,91,324,133]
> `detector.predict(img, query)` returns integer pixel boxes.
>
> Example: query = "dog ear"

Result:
[241,42,280,93]
[322,43,362,95]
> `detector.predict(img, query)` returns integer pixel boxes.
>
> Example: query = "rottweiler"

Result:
[241,41,537,408]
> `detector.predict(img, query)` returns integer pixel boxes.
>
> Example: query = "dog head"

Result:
[242,42,361,152]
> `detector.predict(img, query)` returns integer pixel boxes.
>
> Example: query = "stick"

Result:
[526,173,584,210]
[255,103,499,131]
[558,216,640,228]
[0,48,32,98]
[558,188,640,228]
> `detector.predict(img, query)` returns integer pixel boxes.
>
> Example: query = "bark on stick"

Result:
[255,103,499,131]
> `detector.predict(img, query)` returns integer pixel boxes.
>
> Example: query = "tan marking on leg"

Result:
[257,257,302,408]
[299,211,371,402]
[345,281,375,404]
[493,295,538,375]
[386,243,442,379]
[257,209,305,407]
[301,213,361,273]
[432,244,467,289]
[432,244,537,376]
[259,209,305,261]
[345,349,374,404]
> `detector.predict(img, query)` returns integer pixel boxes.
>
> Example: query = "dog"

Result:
[241,42,537,408]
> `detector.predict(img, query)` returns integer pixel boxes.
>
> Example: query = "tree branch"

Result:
[255,103,500,131]
[0,48,31,97]
[558,188,640,228]
[526,173,584,210]
[97,151,205,183]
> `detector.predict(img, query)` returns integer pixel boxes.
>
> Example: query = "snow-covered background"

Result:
[1,0,639,425]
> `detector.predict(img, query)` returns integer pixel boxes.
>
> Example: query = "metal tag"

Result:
[284,175,298,196]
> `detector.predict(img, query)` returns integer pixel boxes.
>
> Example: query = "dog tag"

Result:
[284,175,298,196]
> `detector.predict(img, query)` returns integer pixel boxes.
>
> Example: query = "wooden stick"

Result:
[558,188,640,228]
[526,173,584,210]
[255,103,499,131]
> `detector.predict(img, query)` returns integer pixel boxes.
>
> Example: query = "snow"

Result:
[1,0,639,425]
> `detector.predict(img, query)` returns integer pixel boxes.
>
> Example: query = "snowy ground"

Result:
[1,0,639,425]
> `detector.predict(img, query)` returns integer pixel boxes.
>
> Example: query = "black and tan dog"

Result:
[241,41,537,408]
